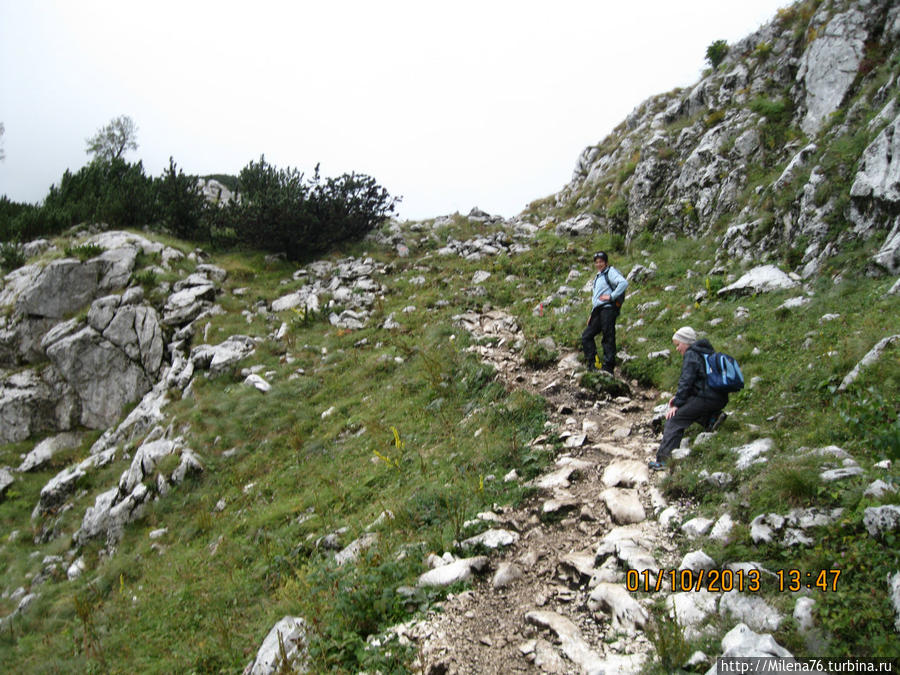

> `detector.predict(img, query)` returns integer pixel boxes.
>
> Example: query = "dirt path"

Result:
[402,310,684,674]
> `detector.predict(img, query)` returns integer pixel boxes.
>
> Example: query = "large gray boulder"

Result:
[718,266,798,297]
[416,556,490,587]
[35,447,116,517]
[0,263,42,309]
[197,179,237,207]
[849,111,900,274]
[18,431,83,472]
[45,326,152,429]
[190,335,257,376]
[74,485,136,547]
[87,376,173,458]
[889,572,900,633]
[162,279,217,326]
[95,248,139,291]
[15,259,101,319]
[90,300,164,377]
[555,214,599,237]
[719,592,783,632]
[871,220,900,274]
[797,7,868,136]
[87,231,163,255]
[851,113,900,203]
[12,249,137,321]
[0,369,78,444]
[0,317,58,366]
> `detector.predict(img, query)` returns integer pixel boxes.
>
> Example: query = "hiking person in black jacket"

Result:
[649,326,728,470]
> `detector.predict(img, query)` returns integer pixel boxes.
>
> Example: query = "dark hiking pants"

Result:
[582,305,619,372]
[655,396,724,463]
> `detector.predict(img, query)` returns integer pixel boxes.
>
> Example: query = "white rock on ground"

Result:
[719,591,783,632]
[587,582,649,635]
[667,590,719,640]
[600,488,646,525]
[681,517,714,538]
[248,616,308,675]
[525,610,606,673]
[864,505,900,538]
[416,556,489,588]
[705,622,792,673]
[460,528,519,551]
[601,459,650,487]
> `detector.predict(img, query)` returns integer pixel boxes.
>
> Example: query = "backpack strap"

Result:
[602,269,624,308]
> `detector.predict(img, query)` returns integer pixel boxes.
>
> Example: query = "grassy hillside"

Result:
[0,217,897,672]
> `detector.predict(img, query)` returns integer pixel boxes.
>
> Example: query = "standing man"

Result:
[582,251,628,374]
[648,326,729,470]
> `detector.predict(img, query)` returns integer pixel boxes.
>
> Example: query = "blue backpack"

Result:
[703,352,744,392]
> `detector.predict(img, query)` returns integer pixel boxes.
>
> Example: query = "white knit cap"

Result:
[672,326,697,345]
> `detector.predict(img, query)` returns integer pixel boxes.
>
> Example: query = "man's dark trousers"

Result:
[582,304,619,373]
[655,396,723,463]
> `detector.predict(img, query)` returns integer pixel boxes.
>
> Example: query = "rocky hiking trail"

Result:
[402,309,681,674]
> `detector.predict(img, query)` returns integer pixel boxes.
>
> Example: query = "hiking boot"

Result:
[708,412,728,432]
[648,460,666,471]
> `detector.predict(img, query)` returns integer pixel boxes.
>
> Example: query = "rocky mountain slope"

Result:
[536,0,900,282]
[1,0,899,672]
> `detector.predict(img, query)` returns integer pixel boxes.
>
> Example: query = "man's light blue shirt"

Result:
[592,266,628,308]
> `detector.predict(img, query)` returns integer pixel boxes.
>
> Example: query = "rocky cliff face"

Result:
[543,0,900,279]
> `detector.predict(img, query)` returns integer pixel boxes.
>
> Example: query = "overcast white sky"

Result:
[0,0,788,221]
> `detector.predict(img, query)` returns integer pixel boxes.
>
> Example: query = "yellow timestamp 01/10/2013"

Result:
[625,568,763,593]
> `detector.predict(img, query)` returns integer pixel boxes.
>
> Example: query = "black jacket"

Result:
[672,339,729,408]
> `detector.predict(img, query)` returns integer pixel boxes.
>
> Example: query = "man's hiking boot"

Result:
[648,460,666,471]
[707,412,728,432]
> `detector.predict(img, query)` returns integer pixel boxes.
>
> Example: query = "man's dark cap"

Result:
[593,251,608,262]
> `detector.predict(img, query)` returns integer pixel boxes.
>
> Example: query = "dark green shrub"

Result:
[64,243,104,261]
[767,463,821,507]
[749,97,795,152]
[617,159,638,182]
[749,97,792,122]
[706,39,729,69]
[621,356,664,388]
[43,158,157,229]
[580,370,632,397]
[0,240,25,271]
[704,109,726,128]
[753,41,773,60]
[644,602,692,673]
[0,197,71,242]
[157,157,207,240]
[218,157,399,260]
[523,341,558,369]
[132,268,158,289]
[606,197,628,223]
[0,197,34,241]
[837,386,900,460]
